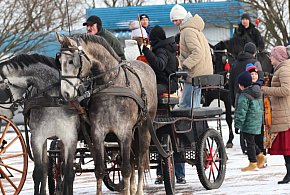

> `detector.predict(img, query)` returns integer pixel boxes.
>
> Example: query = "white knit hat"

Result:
[170,4,188,21]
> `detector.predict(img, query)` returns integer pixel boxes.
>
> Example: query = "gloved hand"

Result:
[256,78,265,86]
[181,65,188,80]
[235,128,240,134]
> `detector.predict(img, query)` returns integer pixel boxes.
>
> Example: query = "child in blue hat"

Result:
[234,71,265,171]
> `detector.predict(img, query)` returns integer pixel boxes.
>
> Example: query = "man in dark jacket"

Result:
[142,25,178,96]
[234,13,265,52]
[229,42,263,107]
[229,42,265,155]
[83,15,125,60]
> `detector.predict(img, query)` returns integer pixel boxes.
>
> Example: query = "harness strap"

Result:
[146,114,170,158]
[23,96,70,115]
[95,86,145,109]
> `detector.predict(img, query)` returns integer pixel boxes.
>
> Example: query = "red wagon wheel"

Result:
[0,116,28,195]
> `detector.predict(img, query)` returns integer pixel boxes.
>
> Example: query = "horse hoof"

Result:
[226,143,233,148]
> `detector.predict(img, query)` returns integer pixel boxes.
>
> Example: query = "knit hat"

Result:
[244,42,257,54]
[139,14,149,20]
[271,46,288,62]
[170,4,188,21]
[246,63,258,73]
[238,71,252,87]
[83,16,102,30]
[149,25,166,46]
[241,13,251,21]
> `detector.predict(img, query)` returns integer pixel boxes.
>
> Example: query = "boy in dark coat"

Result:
[234,71,265,171]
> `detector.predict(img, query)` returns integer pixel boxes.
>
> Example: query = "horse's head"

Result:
[0,62,30,118]
[0,54,60,118]
[56,33,121,100]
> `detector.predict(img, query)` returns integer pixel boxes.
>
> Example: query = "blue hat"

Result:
[238,71,252,87]
[246,63,258,73]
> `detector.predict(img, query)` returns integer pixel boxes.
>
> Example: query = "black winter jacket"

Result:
[234,23,265,52]
[229,52,264,106]
[142,36,178,93]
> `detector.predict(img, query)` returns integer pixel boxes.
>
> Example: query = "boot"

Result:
[256,153,267,168]
[241,162,258,172]
[278,164,290,184]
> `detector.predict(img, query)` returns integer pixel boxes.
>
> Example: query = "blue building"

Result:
[85,1,246,44]
[39,1,252,57]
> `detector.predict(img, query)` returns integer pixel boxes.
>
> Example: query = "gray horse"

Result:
[57,34,157,195]
[0,54,80,195]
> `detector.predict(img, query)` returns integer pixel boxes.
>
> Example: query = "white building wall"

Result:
[163,26,232,46]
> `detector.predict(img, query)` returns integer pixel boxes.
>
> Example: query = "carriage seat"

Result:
[170,107,223,118]
[170,74,224,119]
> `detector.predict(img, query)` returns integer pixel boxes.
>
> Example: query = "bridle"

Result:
[0,71,27,113]
[59,39,124,101]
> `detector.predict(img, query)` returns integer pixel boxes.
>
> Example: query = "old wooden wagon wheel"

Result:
[0,116,28,195]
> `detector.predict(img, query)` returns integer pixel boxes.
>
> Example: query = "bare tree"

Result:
[0,0,85,61]
[102,0,145,7]
[164,0,213,3]
[239,0,289,47]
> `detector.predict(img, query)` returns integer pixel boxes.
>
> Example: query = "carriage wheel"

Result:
[48,140,64,195]
[0,116,28,195]
[103,143,124,192]
[195,128,226,190]
[161,134,175,195]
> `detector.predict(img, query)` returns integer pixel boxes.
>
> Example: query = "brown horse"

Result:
[57,33,157,195]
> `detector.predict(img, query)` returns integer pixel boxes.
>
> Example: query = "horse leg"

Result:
[130,165,137,195]
[221,90,234,148]
[40,141,48,195]
[91,131,105,195]
[31,138,44,195]
[63,141,77,195]
[120,133,132,195]
[136,124,151,195]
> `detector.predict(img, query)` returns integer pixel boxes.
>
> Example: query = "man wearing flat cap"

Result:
[83,15,125,60]
[234,13,265,52]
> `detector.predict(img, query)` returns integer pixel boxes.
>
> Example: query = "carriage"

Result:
[0,35,227,195]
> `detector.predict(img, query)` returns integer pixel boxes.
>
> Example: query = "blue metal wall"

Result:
[86,1,244,30]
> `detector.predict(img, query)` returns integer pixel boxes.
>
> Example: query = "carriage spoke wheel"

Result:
[196,129,226,190]
[48,140,64,195]
[0,116,28,195]
[161,134,175,195]
[103,143,124,192]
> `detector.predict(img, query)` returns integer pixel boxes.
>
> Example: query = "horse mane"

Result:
[214,34,252,58]
[71,34,121,62]
[0,54,59,70]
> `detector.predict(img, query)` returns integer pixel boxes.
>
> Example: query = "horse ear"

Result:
[63,36,77,48]
[56,32,64,44]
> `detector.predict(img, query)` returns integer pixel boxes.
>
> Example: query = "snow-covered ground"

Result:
[5,119,290,194]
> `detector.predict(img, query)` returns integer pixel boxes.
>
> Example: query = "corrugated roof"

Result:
[86,1,244,30]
